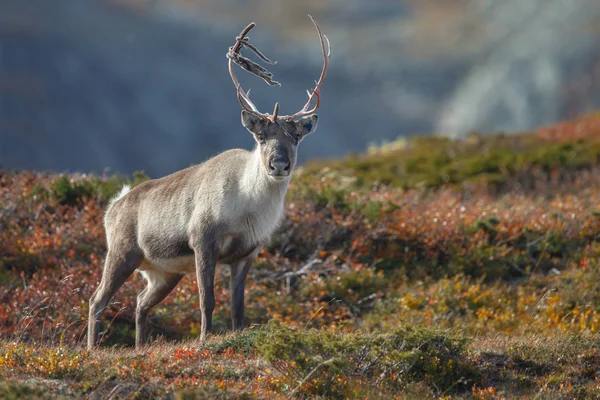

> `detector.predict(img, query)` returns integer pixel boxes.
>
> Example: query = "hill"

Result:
[1,0,600,176]
[2,112,600,398]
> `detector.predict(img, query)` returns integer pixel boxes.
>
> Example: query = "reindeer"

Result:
[87,16,330,349]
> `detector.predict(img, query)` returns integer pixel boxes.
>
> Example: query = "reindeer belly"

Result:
[139,256,196,274]
[138,233,258,274]
[218,234,258,264]
[138,234,197,274]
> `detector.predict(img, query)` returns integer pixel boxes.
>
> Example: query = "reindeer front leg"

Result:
[230,250,259,331]
[193,239,219,341]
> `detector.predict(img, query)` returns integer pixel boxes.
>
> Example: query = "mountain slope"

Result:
[1,0,599,176]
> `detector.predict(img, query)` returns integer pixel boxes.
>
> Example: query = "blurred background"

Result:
[1,0,599,177]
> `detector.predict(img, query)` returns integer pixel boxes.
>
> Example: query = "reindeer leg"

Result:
[136,270,183,348]
[193,240,219,341]
[88,249,142,350]
[230,250,258,331]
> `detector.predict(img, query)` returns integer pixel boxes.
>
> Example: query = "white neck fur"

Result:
[240,147,290,200]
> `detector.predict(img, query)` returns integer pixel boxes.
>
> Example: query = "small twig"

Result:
[304,304,329,330]
[85,375,114,400]
[526,234,546,250]
[106,384,124,400]
[124,383,148,400]
[41,274,73,341]
[287,358,336,399]
[355,293,377,306]
[58,318,85,346]
[294,258,321,275]
[510,262,526,275]
[495,231,526,247]
[33,203,46,225]
[15,278,68,343]
[77,314,92,345]
[525,288,557,326]
[356,354,381,376]
[16,303,46,343]
[304,297,338,330]
[98,305,127,346]
[375,359,405,385]
[256,258,323,284]
[531,242,548,276]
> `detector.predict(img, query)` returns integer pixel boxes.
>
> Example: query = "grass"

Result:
[2,328,600,399]
[1,111,600,398]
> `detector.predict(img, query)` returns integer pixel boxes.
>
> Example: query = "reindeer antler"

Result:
[286,15,331,120]
[227,22,280,122]
[227,16,330,122]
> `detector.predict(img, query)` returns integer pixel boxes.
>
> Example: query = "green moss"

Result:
[254,320,480,397]
[207,329,260,354]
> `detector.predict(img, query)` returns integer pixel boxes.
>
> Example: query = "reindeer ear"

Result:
[295,115,318,141]
[241,110,265,134]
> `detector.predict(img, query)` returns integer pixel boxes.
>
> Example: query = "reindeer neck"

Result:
[239,146,290,200]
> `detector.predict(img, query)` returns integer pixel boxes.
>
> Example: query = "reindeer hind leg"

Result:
[136,270,183,348]
[87,249,143,350]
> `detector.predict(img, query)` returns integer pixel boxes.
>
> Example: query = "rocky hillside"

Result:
[1,0,599,176]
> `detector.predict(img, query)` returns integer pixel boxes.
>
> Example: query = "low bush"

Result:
[254,320,480,398]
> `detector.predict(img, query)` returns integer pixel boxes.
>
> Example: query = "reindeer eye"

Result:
[256,133,266,143]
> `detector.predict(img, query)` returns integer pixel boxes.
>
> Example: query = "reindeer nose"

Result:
[269,157,291,176]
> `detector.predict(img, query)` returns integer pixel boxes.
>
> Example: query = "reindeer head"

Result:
[239,109,318,180]
[227,16,330,181]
